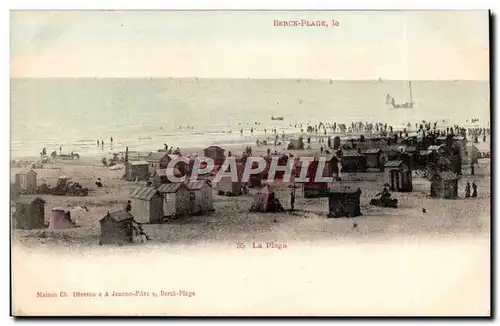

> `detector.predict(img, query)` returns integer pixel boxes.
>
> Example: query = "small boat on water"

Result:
[386,81,415,109]
[271,116,284,121]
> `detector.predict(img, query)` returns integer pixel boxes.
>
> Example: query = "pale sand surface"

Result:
[10,142,491,316]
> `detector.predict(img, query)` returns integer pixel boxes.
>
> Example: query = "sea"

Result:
[10,78,490,159]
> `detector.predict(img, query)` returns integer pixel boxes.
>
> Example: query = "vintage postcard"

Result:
[10,10,490,316]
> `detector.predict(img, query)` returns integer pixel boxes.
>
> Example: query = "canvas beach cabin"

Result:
[157,182,190,218]
[12,196,46,230]
[124,161,149,181]
[99,210,135,245]
[15,169,37,194]
[129,186,164,224]
[184,180,214,214]
[327,184,362,218]
[384,160,413,192]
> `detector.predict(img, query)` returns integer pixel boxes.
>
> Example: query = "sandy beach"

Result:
[10,138,491,248]
[10,140,491,316]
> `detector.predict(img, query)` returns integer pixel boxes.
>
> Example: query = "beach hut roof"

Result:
[453,136,465,140]
[155,169,167,177]
[101,210,134,222]
[340,150,363,157]
[384,160,404,168]
[51,206,67,212]
[146,152,169,162]
[155,168,183,177]
[326,154,339,162]
[205,145,224,150]
[15,196,45,205]
[384,145,402,152]
[427,145,444,151]
[157,183,186,193]
[184,180,211,190]
[130,186,160,200]
[258,184,274,194]
[404,146,417,152]
[128,160,148,166]
[204,145,225,152]
[16,169,36,175]
[168,154,182,160]
[436,136,448,140]
[362,148,382,154]
[434,171,458,181]
[328,183,360,194]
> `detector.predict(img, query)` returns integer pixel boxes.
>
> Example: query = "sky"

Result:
[10,10,489,79]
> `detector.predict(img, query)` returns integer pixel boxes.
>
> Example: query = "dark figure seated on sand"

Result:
[65,211,73,223]
[95,178,103,188]
[376,187,391,201]
[269,198,285,212]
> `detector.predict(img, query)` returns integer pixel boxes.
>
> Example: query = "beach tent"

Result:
[327,184,362,218]
[130,186,164,224]
[338,150,367,173]
[15,169,37,193]
[215,162,246,196]
[12,196,46,230]
[463,144,479,165]
[298,158,331,198]
[184,180,214,214]
[157,183,190,218]
[124,161,149,181]
[384,160,413,192]
[430,171,459,199]
[203,146,226,166]
[99,210,134,245]
[145,152,171,176]
[361,148,386,171]
[249,185,284,213]
[49,207,74,230]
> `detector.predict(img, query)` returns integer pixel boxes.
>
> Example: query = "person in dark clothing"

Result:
[290,190,295,211]
[377,187,391,201]
[470,164,475,175]
[64,211,73,223]
[465,182,471,198]
[95,178,103,188]
[126,200,132,212]
[472,182,477,197]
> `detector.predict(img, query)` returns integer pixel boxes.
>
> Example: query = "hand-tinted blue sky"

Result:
[11,10,489,79]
